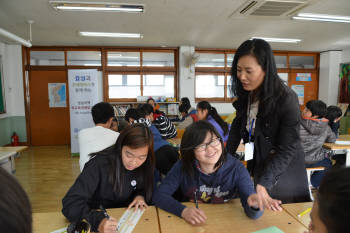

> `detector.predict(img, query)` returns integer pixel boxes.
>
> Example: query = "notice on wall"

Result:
[68,69,99,154]
[48,83,67,107]
[296,73,311,81]
[291,85,304,105]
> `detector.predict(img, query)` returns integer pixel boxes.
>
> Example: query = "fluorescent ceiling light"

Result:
[50,1,144,13]
[79,31,143,38]
[293,13,350,23]
[251,37,301,43]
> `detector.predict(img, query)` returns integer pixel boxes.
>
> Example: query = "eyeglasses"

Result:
[194,138,221,152]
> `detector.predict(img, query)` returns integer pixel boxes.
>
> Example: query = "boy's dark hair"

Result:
[306,100,327,118]
[326,105,343,123]
[137,104,154,118]
[317,167,350,233]
[0,168,32,233]
[180,121,226,178]
[196,101,229,135]
[125,108,139,123]
[91,102,115,124]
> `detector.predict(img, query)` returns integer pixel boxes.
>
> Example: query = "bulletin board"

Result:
[0,56,5,113]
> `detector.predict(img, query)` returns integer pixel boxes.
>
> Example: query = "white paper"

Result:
[244,142,254,161]
[335,141,350,145]
[116,208,145,233]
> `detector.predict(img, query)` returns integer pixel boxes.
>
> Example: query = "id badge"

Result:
[244,142,254,161]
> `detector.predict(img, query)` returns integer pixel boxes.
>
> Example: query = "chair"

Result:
[306,166,325,200]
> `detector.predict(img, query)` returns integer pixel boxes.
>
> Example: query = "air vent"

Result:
[231,0,312,17]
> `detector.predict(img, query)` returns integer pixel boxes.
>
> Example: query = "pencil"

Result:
[194,190,199,209]
[298,207,311,218]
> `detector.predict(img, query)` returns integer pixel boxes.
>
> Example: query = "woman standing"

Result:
[227,39,310,210]
[197,101,230,143]
[62,124,155,233]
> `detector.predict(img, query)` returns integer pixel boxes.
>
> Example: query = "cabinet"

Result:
[111,102,180,117]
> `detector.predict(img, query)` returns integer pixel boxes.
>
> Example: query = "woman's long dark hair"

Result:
[197,101,229,135]
[317,167,350,233]
[108,123,155,203]
[230,39,287,117]
[180,121,226,177]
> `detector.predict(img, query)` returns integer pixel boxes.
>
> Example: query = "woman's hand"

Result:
[98,217,118,233]
[128,195,148,210]
[181,207,207,225]
[256,184,282,211]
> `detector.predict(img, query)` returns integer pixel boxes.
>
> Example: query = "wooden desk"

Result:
[158,200,307,233]
[0,146,28,174]
[324,136,350,167]
[33,206,160,233]
[282,202,313,228]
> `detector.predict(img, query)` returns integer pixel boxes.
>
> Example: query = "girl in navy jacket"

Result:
[152,121,263,225]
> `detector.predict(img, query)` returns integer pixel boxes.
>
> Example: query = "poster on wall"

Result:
[48,83,67,107]
[291,85,304,105]
[339,64,350,103]
[0,56,5,113]
[68,69,99,154]
[296,73,312,81]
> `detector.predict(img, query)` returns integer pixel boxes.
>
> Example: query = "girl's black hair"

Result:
[230,39,287,117]
[125,108,139,122]
[180,121,226,177]
[180,97,191,113]
[317,167,350,233]
[196,101,229,135]
[326,105,343,123]
[0,167,32,233]
[97,124,155,203]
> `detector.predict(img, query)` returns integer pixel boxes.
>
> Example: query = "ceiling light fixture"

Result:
[79,31,143,38]
[292,13,350,23]
[50,1,144,13]
[251,37,301,43]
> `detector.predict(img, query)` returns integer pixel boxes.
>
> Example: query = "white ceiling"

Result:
[0,0,350,51]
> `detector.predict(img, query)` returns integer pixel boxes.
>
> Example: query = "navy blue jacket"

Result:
[152,154,263,219]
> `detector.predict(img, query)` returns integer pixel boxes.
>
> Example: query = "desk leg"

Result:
[9,154,16,174]
[346,149,350,167]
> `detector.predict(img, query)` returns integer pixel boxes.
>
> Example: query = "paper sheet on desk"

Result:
[252,226,284,233]
[116,208,145,233]
[335,141,350,145]
[49,227,67,233]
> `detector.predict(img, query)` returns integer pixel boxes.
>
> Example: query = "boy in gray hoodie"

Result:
[300,100,336,188]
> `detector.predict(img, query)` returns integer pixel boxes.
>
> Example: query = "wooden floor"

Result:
[14,146,80,213]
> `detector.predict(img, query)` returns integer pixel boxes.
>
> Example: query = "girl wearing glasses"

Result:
[62,124,155,233]
[153,121,263,225]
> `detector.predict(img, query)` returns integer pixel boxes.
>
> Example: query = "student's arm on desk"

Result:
[235,159,264,219]
[152,161,207,225]
[152,161,186,217]
[62,160,106,232]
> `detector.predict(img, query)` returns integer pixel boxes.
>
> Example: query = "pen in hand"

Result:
[194,190,199,209]
[100,205,110,219]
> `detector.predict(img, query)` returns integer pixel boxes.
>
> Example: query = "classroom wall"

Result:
[319,51,342,105]
[0,43,26,146]
[342,49,350,63]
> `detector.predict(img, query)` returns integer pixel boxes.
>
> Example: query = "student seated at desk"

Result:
[177,97,198,129]
[300,100,336,188]
[62,124,155,233]
[326,105,343,138]
[306,167,350,233]
[196,101,230,144]
[153,121,263,225]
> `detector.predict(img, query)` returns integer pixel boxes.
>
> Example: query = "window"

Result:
[106,49,177,101]
[289,55,315,69]
[67,51,101,66]
[195,50,234,102]
[30,51,65,66]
